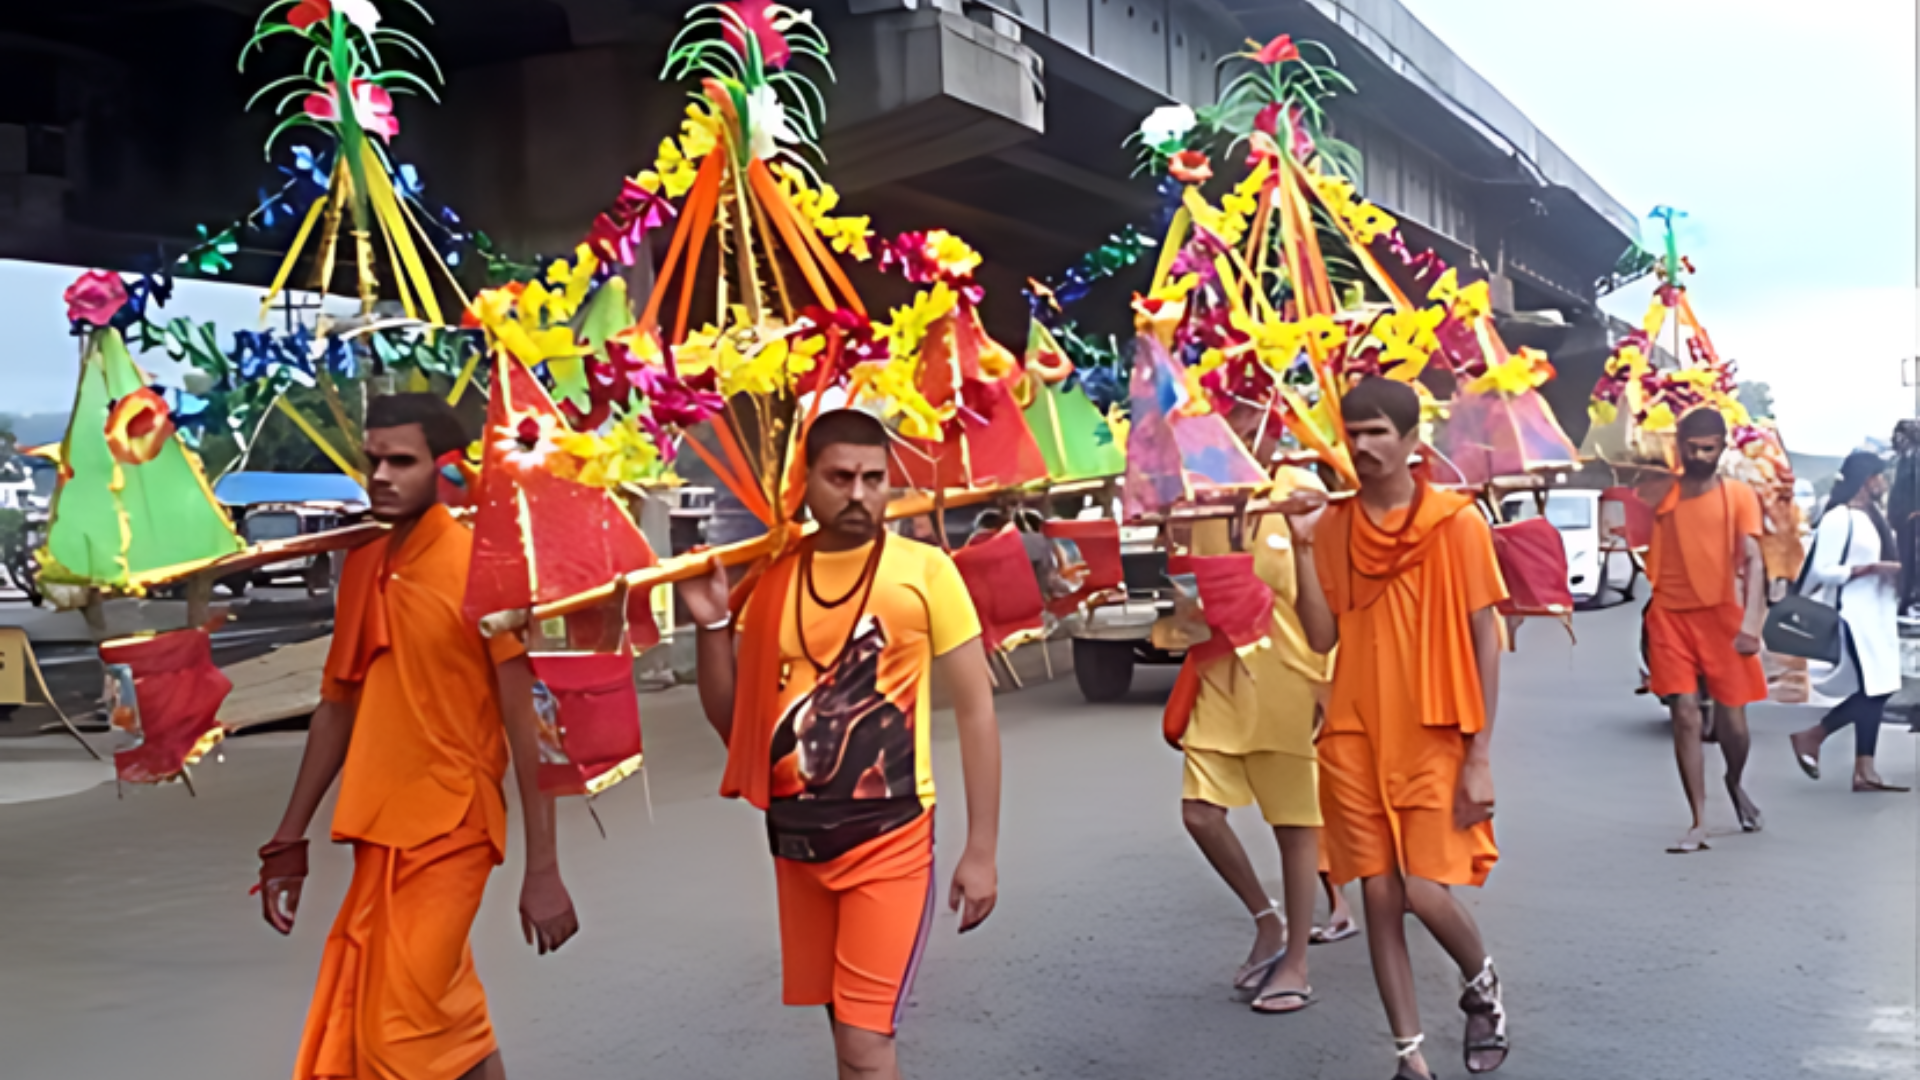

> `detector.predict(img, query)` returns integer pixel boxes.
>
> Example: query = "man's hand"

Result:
[519,868,579,955]
[260,877,302,935]
[255,836,310,936]
[681,555,730,630]
[1274,489,1330,545]
[1455,756,1495,830]
[1874,561,1904,579]
[1734,631,1762,656]
[948,844,998,933]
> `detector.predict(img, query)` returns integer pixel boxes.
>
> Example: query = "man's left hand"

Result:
[1455,757,1495,830]
[520,869,579,955]
[1734,631,1762,656]
[948,845,998,934]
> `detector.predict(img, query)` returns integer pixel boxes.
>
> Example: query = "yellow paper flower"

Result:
[546,245,599,318]
[1641,403,1677,432]
[635,103,720,199]
[719,335,820,398]
[466,284,586,369]
[772,162,873,260]
[925,230,982,278]
[1589,399,1619,427]
[1371,307,1445,377]
[1468,347,1554,396]
[875,284,958,362]
[1300,315,1348,356]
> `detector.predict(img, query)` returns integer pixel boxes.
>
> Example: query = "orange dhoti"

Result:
[1318,728,1498,888]
[293,803,501,1080]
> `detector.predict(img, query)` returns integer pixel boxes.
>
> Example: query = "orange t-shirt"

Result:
[321,506,525,858]
[737,536,980,851]
[1316,489,1508,742]
[1648,479,1762,612]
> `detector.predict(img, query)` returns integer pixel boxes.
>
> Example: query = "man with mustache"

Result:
[257,394,577,1080]
[1643,406,1768,852]
[1282,378,1509,1079]
[683,408,1001,1080]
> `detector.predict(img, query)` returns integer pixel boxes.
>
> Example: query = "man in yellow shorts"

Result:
[1165,460,1335,1015]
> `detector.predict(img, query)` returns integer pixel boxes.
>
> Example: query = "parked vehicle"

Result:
[219,502,357,595]
[1501,489,1633,606]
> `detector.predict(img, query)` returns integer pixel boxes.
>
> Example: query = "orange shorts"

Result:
[774,811,935,1036]
[1645,603,1766,706]
[1316,730,1498,889]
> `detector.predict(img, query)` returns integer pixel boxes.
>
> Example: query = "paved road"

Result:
[0,603,1915,1078]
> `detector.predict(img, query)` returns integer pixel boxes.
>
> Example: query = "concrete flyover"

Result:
[2,0,1634,437]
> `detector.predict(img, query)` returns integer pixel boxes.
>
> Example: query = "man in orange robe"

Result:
[1643,407,1768,853]
[256,394,579,1080]
[1285,378,1508,1080]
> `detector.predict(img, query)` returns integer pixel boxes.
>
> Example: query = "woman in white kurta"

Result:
[1789,451,1909,792]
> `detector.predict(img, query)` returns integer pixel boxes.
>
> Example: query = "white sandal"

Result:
[1460,957,1509,1074]
[1232,900,1286,991]
[1392,1033,1431,1079]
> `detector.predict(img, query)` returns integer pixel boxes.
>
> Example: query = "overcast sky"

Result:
[1403,0,1918,455]
[1,1,1914,456]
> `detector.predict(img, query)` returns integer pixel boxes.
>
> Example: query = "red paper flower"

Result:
[105,389,175,465]
[64,270,128,327]
[303,79,400,141]
[1254,102,1282,136]
[723,0,791,70]
[288,0,331,30]
[1169,150,1213,185]
[1253,35,1302,65]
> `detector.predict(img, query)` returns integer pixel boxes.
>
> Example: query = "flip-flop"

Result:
[1233,951,1284,993]
[1310,919,1362,945]
[1250,983,1314,1015]
[1853,779,1911,793]
[1666,836,1710,854]
[1791,735,1821,780]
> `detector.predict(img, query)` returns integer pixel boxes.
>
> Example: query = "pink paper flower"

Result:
[723,0,790,69]
[303,79,400,141]
[65,270,128,327]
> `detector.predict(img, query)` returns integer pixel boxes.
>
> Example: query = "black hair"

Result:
[1826,449,1896,560]
[1339,377,1420,437]
[365,393,468,459]
[1675,407,1728,441]
[803,408,889,467]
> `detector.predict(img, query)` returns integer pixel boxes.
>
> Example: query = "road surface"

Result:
[0,603,1914,1078]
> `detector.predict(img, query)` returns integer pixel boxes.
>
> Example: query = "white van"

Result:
[1500,489,1633,605]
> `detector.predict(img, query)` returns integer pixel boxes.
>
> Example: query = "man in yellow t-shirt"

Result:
[683,410,1002,1080]
[1170,461,1339,1015]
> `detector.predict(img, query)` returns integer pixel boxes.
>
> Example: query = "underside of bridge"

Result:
[0,0,1637,442]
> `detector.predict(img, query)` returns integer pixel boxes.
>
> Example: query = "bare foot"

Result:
[1728,782,1763,832]
[1666,827,1710,854]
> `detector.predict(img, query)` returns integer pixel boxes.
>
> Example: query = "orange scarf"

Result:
[1318,481,1476,617]
[718,551,800,810]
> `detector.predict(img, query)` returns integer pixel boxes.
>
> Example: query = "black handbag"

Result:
[1763,514,1852,664]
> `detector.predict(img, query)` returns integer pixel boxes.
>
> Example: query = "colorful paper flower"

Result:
[105,389,176,466]
[65,271,128,328]
[1252,34,1302,65]
[1169,150,1213,185]
[722,0,791,70]
[1138,104,1197,151]
[303,79,399,141]
[287,0,332,30]
[746,83,798,161]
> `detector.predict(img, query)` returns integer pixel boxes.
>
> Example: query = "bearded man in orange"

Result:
[682,409,1002,1080]
[1284,378,1509,1080]
[256,394,579,1080]
[1644,406,1768,853]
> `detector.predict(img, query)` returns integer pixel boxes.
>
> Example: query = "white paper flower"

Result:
[334,0,383,32]
[746,83,798,161]
[1138,104,1196,149]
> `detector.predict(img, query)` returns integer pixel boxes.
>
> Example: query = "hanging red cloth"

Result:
[99,628,231,785]
[1161,553,1274,748]
[950,528,1047,653]
[1041,518,1126,617]
[529,650,644,796]
[1492,517,1574,617]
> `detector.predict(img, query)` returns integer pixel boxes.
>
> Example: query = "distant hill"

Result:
[0,412,69,449]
